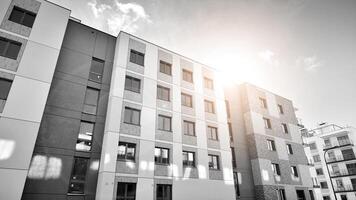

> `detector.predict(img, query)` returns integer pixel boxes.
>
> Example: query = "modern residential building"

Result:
[225,84,315,200]
[303,123,356,200]
[0,1,315,200]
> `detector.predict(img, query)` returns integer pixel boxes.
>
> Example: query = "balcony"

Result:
[330,169,356,178]
[323,140,353,151]
[334,184,356,193]
[325,154,356,164]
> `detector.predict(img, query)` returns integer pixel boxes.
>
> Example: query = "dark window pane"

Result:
[84,88,99,106]
[0,38,7,55]
[89,58,104,82]
[68,182,84,194]
[130,50,144,66]
[6,41,21,60]
[0,78,12,100]
[71,158,88,181]
[22,12,36,28]
[9,7,24,24]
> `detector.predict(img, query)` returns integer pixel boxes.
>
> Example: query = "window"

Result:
[336,179,344,188]
[267,139,276,151]
[233,172,240,197]
[346,163,356,175]
[157,85,170,101]
[341,148,355,160]
[204,77,214,89]
[296,190,306,200]
[76,121,94,151]
[129,49,144,66]
[278,104,284,114]
[320,181,328,189]
[323,196,331,200]
[156,184,172,200]
[158,115,172,132]
[117,182,136,200]
[155,147,169,165]
[182,69,193,83]
[118,142,136,161]
[281,123,288,134]
[279,189,286,200]
[340,195,347,200]
[83,87,99,115]
[286,144,293,155]
[263,117,272,129]
[351,178,356,191]
[0,37,21,60]
[181,93,193,107]
[291,166,299,177]
[204,100,215,113]
[159,61,172,75]
[124,107,141,125]
[309,190,315,200]
[228,122,233,142]
[225,100,231,118]
[316,168,324,175]
[271,163,281,175]
[89,58,104,82]
[125,76,141,93]
[259,97,267,108]
[313,155,321,162]
[183,120,195,136]
[207,126,218,140]
[208,154,220,170]
[309,143,317,150]
[9,6,36,28]
[68,157,88,194]
[337,135,350,146]
[182,151,195,167]
[0,78,12,100]
[231,147,237,169]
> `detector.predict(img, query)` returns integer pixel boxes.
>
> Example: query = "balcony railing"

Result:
[334,184,356,193]
[330,169,356,178]
[325,154,356,164]
[323,140,354,151]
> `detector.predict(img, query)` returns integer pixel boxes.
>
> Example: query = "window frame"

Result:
[207,126,218,141]
[68,157,89,194]
[155,147,170,165]
[124,107,141,126]
[181,92,193,107]
[89,57,105,83]
[156,184,172,200]
[263,117,272,129]
[9,6,37,28]
[291,166,299,177]
[0,36,22,60]
[278,104,284,114]
[76,121,94,152]
[83,87,100,115]
[286,144,293,155]
[182,151,195,167]
[124,76,141,93]
[182,69,193,83]
[158,114,172,132]
[117,142,136,161]
[204,100,215,114]
[281,123,289,134]
[271,163,281,176]
[204,77,214,89]
[267,139,276,151]
[183,120,195,136]
[159,60,172,76]
[208,154,220,170]
[157,85,170,101]
[129,49,144,66]
[0,77,13,100]
[259,97,268,109]
[117,182,137,200]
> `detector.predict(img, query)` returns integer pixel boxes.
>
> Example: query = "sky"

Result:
[51,0,356,129]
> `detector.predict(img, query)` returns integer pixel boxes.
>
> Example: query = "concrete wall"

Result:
[21,20,116,200]
[0,1,70,199]
[96,32,235,200]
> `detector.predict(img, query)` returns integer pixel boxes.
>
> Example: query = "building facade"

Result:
[225,84,315,200]
[303,123,356,200]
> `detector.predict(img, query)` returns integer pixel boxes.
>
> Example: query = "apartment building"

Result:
[225,84,315,200]
[303,123,356,200]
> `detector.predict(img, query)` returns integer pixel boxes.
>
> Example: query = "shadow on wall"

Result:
[0,139,15,160]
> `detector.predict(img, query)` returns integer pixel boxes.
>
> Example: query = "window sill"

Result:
[158,129,173,133]
[183,165,196,169]
[157,98,171,102]
[123,122,141,126]
[155,163,170,166]
[117,159,136,163]
[209,168,221,171]
[183,134,196,137]
[124,89,141,94]
[208,138,219,142]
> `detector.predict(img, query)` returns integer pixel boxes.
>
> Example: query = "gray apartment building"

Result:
[0,1,314,200]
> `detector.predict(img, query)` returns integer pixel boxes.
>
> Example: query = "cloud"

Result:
[87,0,151,34]
[299,56,323,71]
[258,49,279,66]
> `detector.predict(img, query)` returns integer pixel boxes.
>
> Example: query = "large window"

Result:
[0,78,12,101]
[89,58,104,82]
[9,6,36,28]
[129,49,144,66]
[259,97,267,108]
[118,142,136,161]
[182,151,195,167]
[156,184,172,200]
[181,93,192,107]
[117,182,136,200]
[207,126,218,140]
[68,157,88,194]
[159,60,172,75]
[281,123,289,134]
[157,85,170,101]
[158,115,172,132]
[83,87,99,115]
[155,147,169,165]
[208,154,220,170]
[204,100,215,113]
[124,107,141,125]
[286,144,293,155]
[263,117,272,129]
[183,120,195,136]
[76,121,94,151]
[0,37,21,60]
[125,76,141,93]
[182,69,193,83]
[204,77,214,89]
[271,163,281,175]
[267,139,276,151]
[291,166,299,177]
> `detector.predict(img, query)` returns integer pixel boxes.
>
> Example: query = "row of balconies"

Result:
[330,169,356,178]
[323,140,354,151]
[325,154,356,164]
[334,184,356,193]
